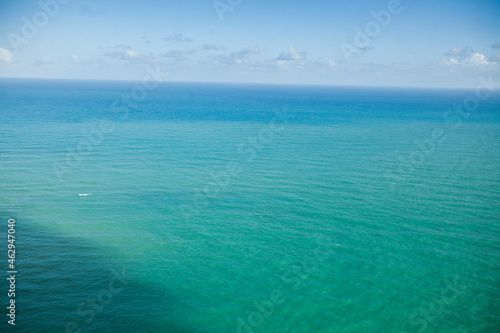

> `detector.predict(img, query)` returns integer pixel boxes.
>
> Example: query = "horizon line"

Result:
[0,76,485,91]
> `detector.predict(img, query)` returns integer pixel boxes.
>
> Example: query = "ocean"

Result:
[0,78,499,332]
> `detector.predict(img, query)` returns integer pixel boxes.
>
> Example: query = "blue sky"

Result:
[0,0,499,88]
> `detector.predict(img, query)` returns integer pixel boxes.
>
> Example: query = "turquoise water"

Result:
[0,79,499,332]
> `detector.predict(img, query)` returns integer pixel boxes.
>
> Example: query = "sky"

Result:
[0,0,499,88]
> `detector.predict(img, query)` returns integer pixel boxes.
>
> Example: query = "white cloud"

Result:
[124,50,139,59]
[276,46,306,62]
[240,46,260,55]
[441,46,499,68]
[465,52,489,66]
[274,46,308,70]
[115,44,132,50]
[162,34,193,42]
[233,46,260,63]
[212,46,261,65]
[160,49,196,61]
[441,57,459,66]
[68,55,105,67]
[0,48,13,63]
[202,44,219,51]
[36,56,52,65]
[104,49,141,60]
[444,47,473,58]
[441,52,493,67]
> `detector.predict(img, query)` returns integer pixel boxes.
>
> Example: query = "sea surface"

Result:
[0,78,499,332]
